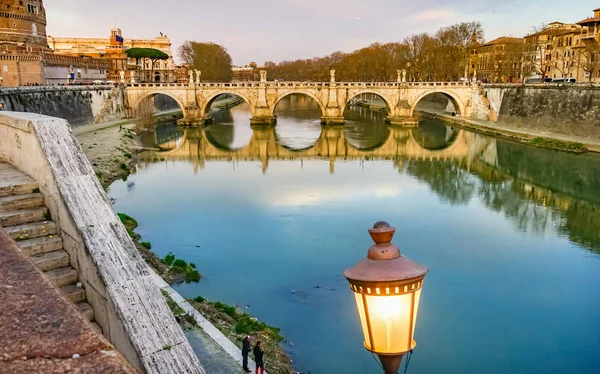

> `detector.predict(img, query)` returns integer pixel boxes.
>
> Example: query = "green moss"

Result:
[173,258,187,268]
[117,213,138,234]
[163,345,172,351]
[528,137,587,152]
[161,253,202,282]
[141,241,152,249]
[162,252,176,266]
[123,152,132,158]
[160,289,185,316]
[44,210,52,221]
[32,187,40,193]
[120,163,129,171]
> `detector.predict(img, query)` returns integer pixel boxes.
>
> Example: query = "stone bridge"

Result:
[124,73,487,126]
[139,125,495,174]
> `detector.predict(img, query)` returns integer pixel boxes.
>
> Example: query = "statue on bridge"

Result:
[195,69,201,85]
[130,70,136,84]
[188,70,195,85]
[472,69,477,83]
[119,70,125,84]
[260,70,267,82]
[402,69,407,83]
[330,69,336,83]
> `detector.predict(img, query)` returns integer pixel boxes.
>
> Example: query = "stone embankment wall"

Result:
[483,85,600,138]
[0,112,204,374]
[0,86,125,127]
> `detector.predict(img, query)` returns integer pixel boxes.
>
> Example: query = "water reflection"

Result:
[274,95,322,151]
[116,97,600,374]
[142,118,600,255]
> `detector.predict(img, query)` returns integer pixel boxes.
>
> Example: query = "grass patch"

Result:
[528,137,587,152]
[44,210,52,221]
[141,241,152,249]
[199,298,283,342]
[120,163,129,171]
[32,187,40,193]
[117,213,138,237]
[161,252,202,282]
[123,152,132,159]
[163,345,172,351]
[161,289,185,316]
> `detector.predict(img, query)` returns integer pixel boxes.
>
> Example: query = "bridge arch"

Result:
[202,91,253,118]
[130,90,186,118]
[273,91,326,117]
[410,90,466,117]
[343,90,395,118]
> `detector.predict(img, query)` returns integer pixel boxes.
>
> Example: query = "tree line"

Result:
[263,22,484,82]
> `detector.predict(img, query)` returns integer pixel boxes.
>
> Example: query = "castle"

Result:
[0,0,174,86]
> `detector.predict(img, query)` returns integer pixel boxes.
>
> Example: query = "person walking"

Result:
[253,341,265,374]
[241,335,252,372]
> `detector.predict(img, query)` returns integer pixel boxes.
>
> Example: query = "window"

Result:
[27,3,38,14]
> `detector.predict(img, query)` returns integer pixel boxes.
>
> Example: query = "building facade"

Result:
[576,8,600,82]
[0,0,110,86]
[475,37,525,83]
[48,29,176,83]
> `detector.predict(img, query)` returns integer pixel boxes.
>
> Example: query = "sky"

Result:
[46,0,598,65]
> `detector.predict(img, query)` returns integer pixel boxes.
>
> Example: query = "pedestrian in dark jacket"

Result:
[253,341,265,374]
[241,335,252,372]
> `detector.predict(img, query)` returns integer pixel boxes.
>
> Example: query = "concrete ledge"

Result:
[0,226,137,373]
[0,112,205,373]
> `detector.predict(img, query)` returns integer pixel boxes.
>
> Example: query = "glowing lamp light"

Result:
[344,221,428,374]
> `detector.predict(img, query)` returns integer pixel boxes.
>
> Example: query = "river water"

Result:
[109,95,600,374]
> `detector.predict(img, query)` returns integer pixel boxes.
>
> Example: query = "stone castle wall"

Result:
[484,84,600,139]
[0,86,125,126]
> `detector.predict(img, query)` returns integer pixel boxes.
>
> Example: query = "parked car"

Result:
[552,78,576,84]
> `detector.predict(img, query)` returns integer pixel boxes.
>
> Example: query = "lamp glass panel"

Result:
[412,288,422,337]
[353,293,371,348]
[365,293,413,354]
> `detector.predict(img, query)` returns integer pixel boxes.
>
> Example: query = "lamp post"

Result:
[344,221,428,374]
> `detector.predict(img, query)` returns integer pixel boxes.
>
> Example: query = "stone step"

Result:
[31,250,70,272]
[4,221,57,241]
[0,173,38,198]
[18,235,63,257]
[0,207,48,227]
[61,284,86,304]
[0,193,44,212]
[45,267,78,288]
[77,302,94,321]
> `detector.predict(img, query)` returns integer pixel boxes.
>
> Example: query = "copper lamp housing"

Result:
[344,221,428,374]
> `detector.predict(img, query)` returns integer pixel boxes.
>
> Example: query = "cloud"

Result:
[412,9,454,21]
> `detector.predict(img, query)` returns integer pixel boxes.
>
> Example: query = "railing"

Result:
[125,81,472,89]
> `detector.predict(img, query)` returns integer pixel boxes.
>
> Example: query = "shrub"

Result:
[162,252,175,266]
[141,241,152,249]
[193,296,206,303]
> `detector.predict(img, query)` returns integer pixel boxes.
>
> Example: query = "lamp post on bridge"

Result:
[344,221,428,374]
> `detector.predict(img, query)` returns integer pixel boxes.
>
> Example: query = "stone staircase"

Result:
[0,162,98,329]
[471,83,496,121]
[94,86,121,124]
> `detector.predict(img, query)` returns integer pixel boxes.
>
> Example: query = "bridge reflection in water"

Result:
[140,119,490,175]
[139,116,600,255]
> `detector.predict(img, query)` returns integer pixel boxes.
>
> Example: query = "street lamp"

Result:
[344,221,428,374]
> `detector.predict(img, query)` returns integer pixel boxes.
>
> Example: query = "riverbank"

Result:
[420,109,600,153]
[77,122,295,374]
